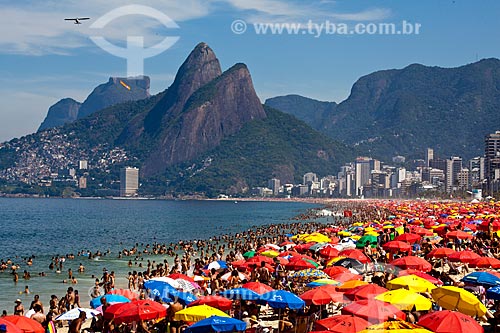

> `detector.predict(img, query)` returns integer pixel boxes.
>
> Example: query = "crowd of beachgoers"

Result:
[2,199,500,333]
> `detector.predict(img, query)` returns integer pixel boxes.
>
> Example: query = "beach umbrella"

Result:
[462,271,500,287]
[260,290,305,310]
[174,305,230,322]
[219,288,260,301]
[55,307,100,321]
[3,316,45,333]
[147,276,181,288]
[332,258,365,273]
[323,266,350,277]
[319,245,340,258]
[103,300,167,324]
[398,269,443,285]
[243,250,256,258]
[375,289,432,311]
[175,292,198,305]
[336,280,369,291]
[220,271,249,282]
[386,275,436,293]
[344,284,388,301]
[470,256,500,269]
[306,279,341,287]
[278,250,299,257]
[339,249,371,263]
[394,233,421,243]
[285,258,319,270]
[108,289,139,300]
[426,247,456,259]
[90,294,131,309]
[242,282,274,294]
[314,315,370,333]
[383,241,411,253]
[299,288,344,305]
[330,271,362,283]
[188,296,232,311]
[390,256,432,272]
[246,255,274,265]
[358,320,433,333]
[448,250,481,263]
[341,299,406,324]
[184,316,246,333]
[417,310,484,333]
[175,278,199,292]
[261,250,280,258]
[169,273,196,283]
[0,319,23,333]
[431,286,487,317]
[356,235,378,249]
[446,230,473,239]
[289,269,329,279]
[205,260,227,270]
[486,285,500,300]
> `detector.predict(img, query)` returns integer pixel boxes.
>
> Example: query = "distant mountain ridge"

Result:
[38,76,150,131]
[266,58,500,160]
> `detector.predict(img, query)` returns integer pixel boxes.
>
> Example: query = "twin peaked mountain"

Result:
[28,42,346,194]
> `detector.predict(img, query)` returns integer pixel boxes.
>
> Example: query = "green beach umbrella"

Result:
[243,250,256,258]
[356,235,378,249]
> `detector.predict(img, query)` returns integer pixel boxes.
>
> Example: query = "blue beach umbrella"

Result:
[259,290,305,310]
[219,288,260,301]
[462,271,500,287]
[487,286,500,300]
[204,260,227,270]
[184,316,247,333]
[90,294,130,308]
[174,291,198,305]
[144,280,178,300]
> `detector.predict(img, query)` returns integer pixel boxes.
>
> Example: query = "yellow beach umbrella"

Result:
[364,227,376,232]
[260,250,279,258]
[174,305,230,322]
[338,231,352,237]
[386,275,436,293]
[353,222,364,226]
[304,233,331,243]
[375,289,432,311]
[326,256,347,266]
[358,320,433,333]
[431,286,487,317]
[350,235,361,240]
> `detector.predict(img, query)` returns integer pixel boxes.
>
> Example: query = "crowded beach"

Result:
[2,199,500,333]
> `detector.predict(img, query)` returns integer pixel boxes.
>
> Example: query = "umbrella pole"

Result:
[278,308,281,333]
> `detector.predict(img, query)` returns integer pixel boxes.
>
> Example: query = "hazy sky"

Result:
[1,0,499,142]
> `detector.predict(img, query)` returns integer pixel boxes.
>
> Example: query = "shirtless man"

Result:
[65,287,75,310]
[168,301,184,333]
[68,311,86,333]
[30,305,45,324]
[30,295,43,312]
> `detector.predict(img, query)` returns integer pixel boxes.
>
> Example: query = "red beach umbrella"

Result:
[344,284,388,301]
[187,296,232,311]
[418,310,483,333]
[103,300,167,324]
[299,288,344,305]
[314,315,371,332]
[323,266,349,278]
[394,233,421,243]
[3,316,44,333]
[445,230,473,239]
[470,256,500,269]
[390,256,432,272]
[426,247,456,259]
[331,272,363,283]
[285,258,318,270]
[319,245,340,258]
[246,255,274,265]
[0,319,23,333]
[398,269,443,285]
[169,273,196,283]
[341,299,406,324]
[448,250,481,263]
[339,249,370,263]
[382,241,411,253]
[242,282,274,294]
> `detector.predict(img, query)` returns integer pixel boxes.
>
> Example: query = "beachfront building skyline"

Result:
[485,131,500,194]
[120,167,139,197]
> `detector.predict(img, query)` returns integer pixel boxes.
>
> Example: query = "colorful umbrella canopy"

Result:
[445,230,473,239]
[397,269,443,285]
[147,276,181,288]
[383,241,411,253]
[341,299,406,324]
[169,273,196,283]
[390,256,432,272]
[331,272,363,283]
[219,288,260,301]
[285,258,319,270]
[0,318,23,333]
[394,233,421,243]
[299,288,344,305]
[417,310,484,333]
[337,280,369,291]
[426,247,456,259]
[356,235,378,249]
[323,266,350,277]
[386,275,436,293]
[306,279,342,287]
[184,316,246,333]
[358,320,433,333]
[332,258,365,272]
[174,305,230,322]
[260,290,305,310]
[246,255,274,265]
[431,286,487,317]
[462,271,500,287]
[344,284,388,301]
[487,285,500,300]
[469,256,500,269]
[375,289,432,311]
[448,250,481,263]
[339,249,371,263]
[314,315,370,333]
[188,296,232,311]
[243,250,256,258]
[103,300,167,324]
[319,245,340,258]
[205,260,227,270]
[55,307,100,321]
[289,269,330,279]
[2,316,44,333]
[242,282,274,294]
[108,289,139,300]
[90,294,131,309]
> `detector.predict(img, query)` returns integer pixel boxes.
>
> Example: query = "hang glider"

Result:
[64,17,90,24]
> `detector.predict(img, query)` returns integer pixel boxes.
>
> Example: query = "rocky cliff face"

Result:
[38,98,81,131]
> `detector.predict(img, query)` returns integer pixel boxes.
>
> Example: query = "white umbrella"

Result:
[264,244,280,250]
[221,271,249,281]
[148,276,181,289]
[175,279,197,292]
[24,309,35,318]
[55,308,100,321]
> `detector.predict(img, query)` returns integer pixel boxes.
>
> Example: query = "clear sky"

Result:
[1,0,499,142]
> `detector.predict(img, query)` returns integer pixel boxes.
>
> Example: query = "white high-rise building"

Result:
[120,167,139,197]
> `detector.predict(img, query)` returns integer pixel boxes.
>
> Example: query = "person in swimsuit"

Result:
[14,299,24,315]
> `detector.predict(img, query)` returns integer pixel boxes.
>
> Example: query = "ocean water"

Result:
[0,198,315,313]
